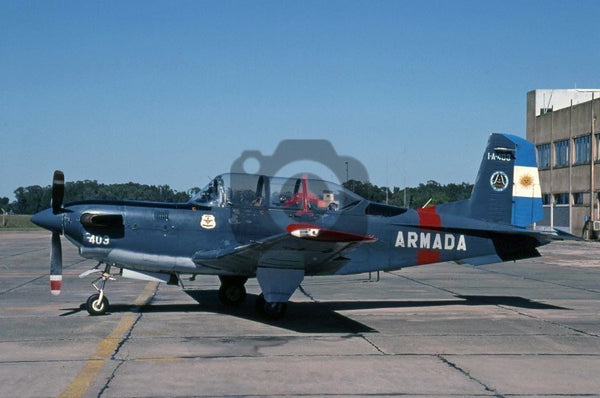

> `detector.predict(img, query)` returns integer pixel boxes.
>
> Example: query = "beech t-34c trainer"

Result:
[32,134,562,319]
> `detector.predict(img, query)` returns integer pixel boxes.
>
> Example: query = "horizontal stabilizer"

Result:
[552,228,585,241]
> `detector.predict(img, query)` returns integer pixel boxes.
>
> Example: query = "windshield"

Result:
[190,173,363,211]
[191,175,229,207]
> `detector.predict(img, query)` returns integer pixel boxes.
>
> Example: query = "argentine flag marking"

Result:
[512,165,542,199]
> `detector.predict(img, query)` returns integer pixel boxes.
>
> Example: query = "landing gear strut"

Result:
[86,263,115,316]
[218,276,248,307]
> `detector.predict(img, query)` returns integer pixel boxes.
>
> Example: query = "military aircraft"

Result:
[32,133,557,319]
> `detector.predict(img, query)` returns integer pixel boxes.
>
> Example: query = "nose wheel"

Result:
[84,263,115,316]
[86,293,109,315]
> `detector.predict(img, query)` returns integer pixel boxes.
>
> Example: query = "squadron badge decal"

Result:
[490,171,509,192]
[201,214,216,229]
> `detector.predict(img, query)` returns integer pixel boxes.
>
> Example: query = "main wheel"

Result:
[255,293,287,320]
[86,293,109,316]
[218,283,247,307]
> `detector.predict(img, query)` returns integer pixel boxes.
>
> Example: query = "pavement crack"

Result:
[111,312,143,360]
[393,270,600,338]
[498,305,600,338]
[98,283,158,397]
[360,334,387,355]
[474,266,600,295]
[437,354,504,398]
[97,359,125,398]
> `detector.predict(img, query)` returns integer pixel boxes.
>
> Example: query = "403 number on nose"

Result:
[85,233,110,245]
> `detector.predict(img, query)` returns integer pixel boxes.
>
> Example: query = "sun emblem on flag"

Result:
[520,174,533,187]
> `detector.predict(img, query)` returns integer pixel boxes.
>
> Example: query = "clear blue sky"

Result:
[2,1,599,201]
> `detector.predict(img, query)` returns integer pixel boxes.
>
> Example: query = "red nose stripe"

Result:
[416,206,441,265]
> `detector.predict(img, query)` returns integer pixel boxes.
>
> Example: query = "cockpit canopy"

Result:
[190,173,363,212]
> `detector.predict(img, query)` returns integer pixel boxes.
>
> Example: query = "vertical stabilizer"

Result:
[468,133,543,227]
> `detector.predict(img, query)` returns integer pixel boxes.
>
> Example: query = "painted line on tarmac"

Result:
[57,281,158,398]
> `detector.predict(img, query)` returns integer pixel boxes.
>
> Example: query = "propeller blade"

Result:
[52,170,64,214]
[50,232,63,295]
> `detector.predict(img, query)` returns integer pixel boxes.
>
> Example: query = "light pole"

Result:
[590,92,596,228]
[576,90,599,237]
[345,161,349,183]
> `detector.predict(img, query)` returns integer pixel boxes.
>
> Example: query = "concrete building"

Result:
[526,89,600,239]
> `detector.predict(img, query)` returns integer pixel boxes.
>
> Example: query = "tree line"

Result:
[1,181,194,215]
[1,179,472,215]
[343,179,473,208]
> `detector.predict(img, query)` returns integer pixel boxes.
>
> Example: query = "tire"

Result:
[255,293,287,320]
[218,283,247,307]
[86,293,109,316]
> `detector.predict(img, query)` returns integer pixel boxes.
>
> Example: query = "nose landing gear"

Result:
[80,263,115,316]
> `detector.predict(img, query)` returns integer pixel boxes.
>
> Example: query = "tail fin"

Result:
[467,133,543,227]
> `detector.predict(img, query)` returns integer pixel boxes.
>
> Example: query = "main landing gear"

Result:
[217,275,287,319]
[255,293,287,320]
[218,275,248,307]
[81,263,115,316]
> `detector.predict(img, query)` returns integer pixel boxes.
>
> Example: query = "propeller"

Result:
[50,232,62,295]
[52,170,64,214]
[50,170,64,295]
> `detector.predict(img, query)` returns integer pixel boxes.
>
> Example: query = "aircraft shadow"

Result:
[60,292,568,334]
[326,295,568,312]
[182,290,376,334]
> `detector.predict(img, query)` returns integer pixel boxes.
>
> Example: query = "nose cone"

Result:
[31,208,63,233]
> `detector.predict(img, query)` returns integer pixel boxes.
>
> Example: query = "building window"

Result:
[542,193,551,205]
[573,192,584,205]
[554,193,569,205]
[554,140,569,167]
[596,134,600,161]
[537,144,551,168]
[574,135,590,164]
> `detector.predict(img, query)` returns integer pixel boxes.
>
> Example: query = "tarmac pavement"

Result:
[1,231,600,397]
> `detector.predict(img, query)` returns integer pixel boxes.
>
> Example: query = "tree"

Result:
[344,179,472,209]
[8,177,473,214]
[9,181,192,214]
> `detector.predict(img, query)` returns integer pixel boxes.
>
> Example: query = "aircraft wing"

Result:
[192,224,376,276]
